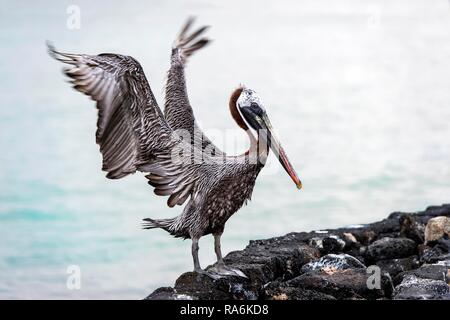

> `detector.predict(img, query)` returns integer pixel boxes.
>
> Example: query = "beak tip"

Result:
[296,181,302,190]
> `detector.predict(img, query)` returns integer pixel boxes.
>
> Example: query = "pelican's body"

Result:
[150,157,263,240]
[49,18,301,275]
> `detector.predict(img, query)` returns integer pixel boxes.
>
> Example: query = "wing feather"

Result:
[48,43,172,179]
[49,42,212,207]
[164,18,223,156]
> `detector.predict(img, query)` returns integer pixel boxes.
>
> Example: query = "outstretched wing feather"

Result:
[49,42,206,206]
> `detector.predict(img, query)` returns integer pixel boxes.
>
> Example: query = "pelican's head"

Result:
[236,88,266,129]
[230,87,302,190]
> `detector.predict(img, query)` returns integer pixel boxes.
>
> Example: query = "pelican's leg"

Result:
[214,233,225,267]
[192,237,202,272]
[209,233,247,278]
[192,237,221,280]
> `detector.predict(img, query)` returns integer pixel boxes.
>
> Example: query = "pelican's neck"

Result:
[246,128,257,148]
[228,87,268,164]
[240,128,268,166]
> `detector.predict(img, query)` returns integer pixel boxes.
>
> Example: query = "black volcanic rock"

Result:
[364,237,417,263]
[399,214,425,243]
[223,239,320,284]
[395,263,450,284]
[262,281,336,300]
[146,204,450,300]
[376,256,420,280]
[286,269,392,300]
[393,275,450,300]
[420,238,450,264]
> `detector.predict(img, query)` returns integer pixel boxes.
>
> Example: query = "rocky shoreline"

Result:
[146,204,450,300]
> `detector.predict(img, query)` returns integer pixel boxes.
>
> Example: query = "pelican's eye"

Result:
[250,102,264,116]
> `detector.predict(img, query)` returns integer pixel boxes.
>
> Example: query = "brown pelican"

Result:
[48,18,301,276]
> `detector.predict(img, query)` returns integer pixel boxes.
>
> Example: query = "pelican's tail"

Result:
[142,217,178,234]
[142,217,174,230]
[173,17,210,63]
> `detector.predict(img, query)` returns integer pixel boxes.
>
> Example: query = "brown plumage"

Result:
[48,18,301,275]
[229,87,248,130]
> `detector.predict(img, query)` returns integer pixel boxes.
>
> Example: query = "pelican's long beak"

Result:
[257,114,302,189]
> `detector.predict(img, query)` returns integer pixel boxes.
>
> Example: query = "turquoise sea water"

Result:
[1,0,450,299]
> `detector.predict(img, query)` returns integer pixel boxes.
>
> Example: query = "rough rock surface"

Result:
[393,275,450,300]
[376,256,420,280]
[146,204,450,300]
[301,253,366,273]
[363,237,417,263]
[286,268,392,299]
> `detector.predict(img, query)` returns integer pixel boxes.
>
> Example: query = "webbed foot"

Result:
[193,268,223,280]
[206,263,248,278]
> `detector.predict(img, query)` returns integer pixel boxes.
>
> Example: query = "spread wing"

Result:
[164,18,224,155]
[48,44,173,179]
[48,43,220,208]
